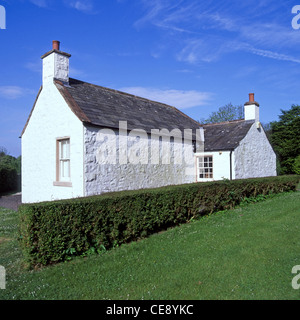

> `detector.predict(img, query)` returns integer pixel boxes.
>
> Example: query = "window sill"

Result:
[197,178,214,182]
[53,181,72,187]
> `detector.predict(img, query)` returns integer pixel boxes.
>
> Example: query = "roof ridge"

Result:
[203,119,249,126]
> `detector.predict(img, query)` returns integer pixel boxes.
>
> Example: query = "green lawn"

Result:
[1,191,300,300]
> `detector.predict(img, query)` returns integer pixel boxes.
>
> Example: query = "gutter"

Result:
[230,150,233,181]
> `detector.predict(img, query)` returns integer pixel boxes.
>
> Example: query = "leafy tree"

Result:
[0,154,21,174]
[261,122,272,140]
[0,147,7,158]
[269,105,300,174]
[0,147,21,194]
[199,103,244,124]
[293,155,300,175]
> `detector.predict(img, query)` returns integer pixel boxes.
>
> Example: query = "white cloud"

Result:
[176,69,194,73]
[134,0,167,28]
[30,0,95,12]
[230,42,300,64]
[0,86,34,99]
[176,38,229,64]
[70,66,85,77]
[246,46,300,64]
[240,22,300,49]
[25,61,42,73]
[65,0,94,13]
[203,13,237,32]
[119,86,213,109]
[29,0,48,8]
[134,1,300,65]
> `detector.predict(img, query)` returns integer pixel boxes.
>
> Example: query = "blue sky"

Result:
[1,0,300,157]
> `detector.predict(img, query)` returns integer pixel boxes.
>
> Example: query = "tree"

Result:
[199,103,244,124]
[269,105,300,174]
[0,147,7,158]
[293,155,300,175]
[0,147,21,194]
[0,153,21,174]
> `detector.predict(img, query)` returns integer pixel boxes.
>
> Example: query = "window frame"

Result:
[196,155,213,180]
[53,137,72,187]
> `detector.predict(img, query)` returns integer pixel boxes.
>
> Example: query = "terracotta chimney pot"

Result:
[52,40,60,51]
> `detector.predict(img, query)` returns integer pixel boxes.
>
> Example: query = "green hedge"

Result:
[19,175,300,267]
[0,165,18,193]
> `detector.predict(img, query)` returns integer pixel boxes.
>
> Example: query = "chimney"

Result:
[52,40,60,51]
[41,40,71,86]
[244,93,259,122]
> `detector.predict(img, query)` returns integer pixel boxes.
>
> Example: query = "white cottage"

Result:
[196,96,276,182]
[21,41,276,203]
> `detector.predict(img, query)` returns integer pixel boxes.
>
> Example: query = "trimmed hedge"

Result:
[19,175,300,267]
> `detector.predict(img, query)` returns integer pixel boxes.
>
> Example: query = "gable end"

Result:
[21,86,43,137]
[54,79,91,124]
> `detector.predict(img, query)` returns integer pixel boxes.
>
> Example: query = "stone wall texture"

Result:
[84,125,196,196]
[234,123,277,179]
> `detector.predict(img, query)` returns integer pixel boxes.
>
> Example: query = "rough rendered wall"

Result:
[84,125,196,196]
[234,123,277,179]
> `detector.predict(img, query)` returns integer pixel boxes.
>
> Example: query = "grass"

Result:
[0,190,300,300]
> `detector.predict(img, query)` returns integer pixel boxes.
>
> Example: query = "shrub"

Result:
[293,155,300,175]
[0,165,18,193]
[18,175,300,267]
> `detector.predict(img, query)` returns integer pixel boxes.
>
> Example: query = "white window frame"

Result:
[197,155,213,180]
[54,137,72,187]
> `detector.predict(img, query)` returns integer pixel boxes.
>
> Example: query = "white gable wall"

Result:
[234,123,276,179]
[22,83,85,203]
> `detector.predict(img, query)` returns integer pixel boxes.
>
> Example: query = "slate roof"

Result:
[22,77,254,152]
[55,78,202,133]
[203,119,255,151]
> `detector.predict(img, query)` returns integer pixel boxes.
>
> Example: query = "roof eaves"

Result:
[204,147,235,152]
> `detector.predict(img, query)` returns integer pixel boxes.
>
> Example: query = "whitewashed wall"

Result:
[22,82,85,203]
[234,123,277,179]
[84,125,196,196]
[194,151,233,182]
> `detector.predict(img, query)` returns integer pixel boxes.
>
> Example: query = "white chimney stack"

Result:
[41,40,71,86]
[244,93,259,122]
